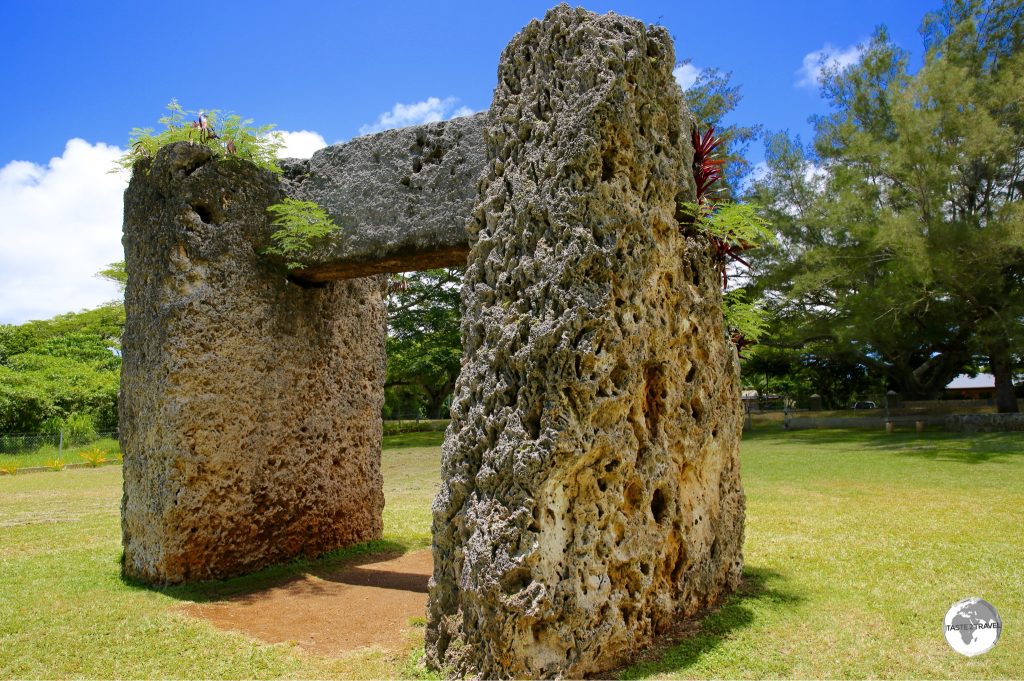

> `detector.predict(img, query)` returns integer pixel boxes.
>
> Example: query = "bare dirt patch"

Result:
[179,550,432,656]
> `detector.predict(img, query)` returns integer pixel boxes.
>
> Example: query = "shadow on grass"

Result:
[382,430,446,450]
[616,566,800,679]
[743,426,1024,464]
[122,538,417,603]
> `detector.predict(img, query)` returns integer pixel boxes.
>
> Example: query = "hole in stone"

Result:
[624,480,643,512]
[604,459,620,473]
[671,552,686,582]
[400,176,411,187]
[523,405,541,439]
[685,364,697,383]
[597,478,607,492]
[651,488,667,524]
[412,158,423,173]
[501,567,532,594]
[642,365,665,438]
[191,204,214,224]
[639,561,651,576]
[601,149,614,182]
[286,274,328,289]
[691,396,704,423]
[692,269,700,287]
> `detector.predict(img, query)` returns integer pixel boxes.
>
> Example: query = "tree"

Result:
[96,261,127,293]
[0,304,124,432]
[749,1,1024,410]
[385,268,463,419]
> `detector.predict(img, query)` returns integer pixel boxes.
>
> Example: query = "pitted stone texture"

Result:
[281,113,487,282]
[426,7,744,678]
[120,142,387,584]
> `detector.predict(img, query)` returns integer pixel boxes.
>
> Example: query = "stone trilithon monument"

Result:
[119,5,744,678]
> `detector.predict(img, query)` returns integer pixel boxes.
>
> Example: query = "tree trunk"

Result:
[426,391,447,420]
[989,343,1019,413]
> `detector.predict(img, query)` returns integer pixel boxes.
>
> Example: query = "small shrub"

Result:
[63,413,97,445]
[0,463,19,476]
[45,458,65,472]
[78,448,108,468]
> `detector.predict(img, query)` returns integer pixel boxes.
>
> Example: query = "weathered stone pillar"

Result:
[120,143,386,584]
[426,7,744,677]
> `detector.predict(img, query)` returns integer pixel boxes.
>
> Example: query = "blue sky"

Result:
[1,0,939,323]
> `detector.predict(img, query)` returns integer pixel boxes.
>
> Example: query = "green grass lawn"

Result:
[0,428,1020,678]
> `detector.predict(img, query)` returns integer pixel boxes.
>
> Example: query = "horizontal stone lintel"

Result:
[281,112,485,281]
[294,245,469,282]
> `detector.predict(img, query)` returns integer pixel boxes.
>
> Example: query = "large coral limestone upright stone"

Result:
[426,7,744,677]
[120,143,387,583]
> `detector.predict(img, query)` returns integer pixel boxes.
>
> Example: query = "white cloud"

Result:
[0,139,128,324]
[358,97,476,136]
[277,130,327,159]
[673,63,701,91]
[803,162,828,186]
[796,43,864,88]
[745,161,770,187]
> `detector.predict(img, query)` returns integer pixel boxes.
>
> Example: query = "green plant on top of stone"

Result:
[115,100,284,174]
[263,198,342,270]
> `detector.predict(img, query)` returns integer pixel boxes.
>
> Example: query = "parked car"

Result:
[852,400,877,409]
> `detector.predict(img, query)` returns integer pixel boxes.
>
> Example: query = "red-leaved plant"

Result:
[687,125,771,355]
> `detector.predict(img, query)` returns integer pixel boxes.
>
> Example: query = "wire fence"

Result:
[744,395,1024,432]
[382,415,450,436]
[0,430,120,458]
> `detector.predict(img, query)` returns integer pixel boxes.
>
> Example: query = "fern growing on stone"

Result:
[264,199,342,270]
[116,100,284,174]
[683,124,773,354]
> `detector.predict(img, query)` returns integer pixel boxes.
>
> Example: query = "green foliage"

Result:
[62,413,98,445]
[747,0,1023,407]
[96,260,127,294]
[682,201,773,253]
[0,304,122,433]
[386,269,463,419]
[116,100,283,174]
[44,457,65,472]
[722,290,769,344]
[263,198,342,269]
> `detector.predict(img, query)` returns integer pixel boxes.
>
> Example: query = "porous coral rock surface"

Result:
[120,142,386,584]
[425,6,744,678]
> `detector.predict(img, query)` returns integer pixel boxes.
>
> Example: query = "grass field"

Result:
[0,427,1020,678]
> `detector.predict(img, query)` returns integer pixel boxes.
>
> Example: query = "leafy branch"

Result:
[264,199,342,270]
[115,100,284,174]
